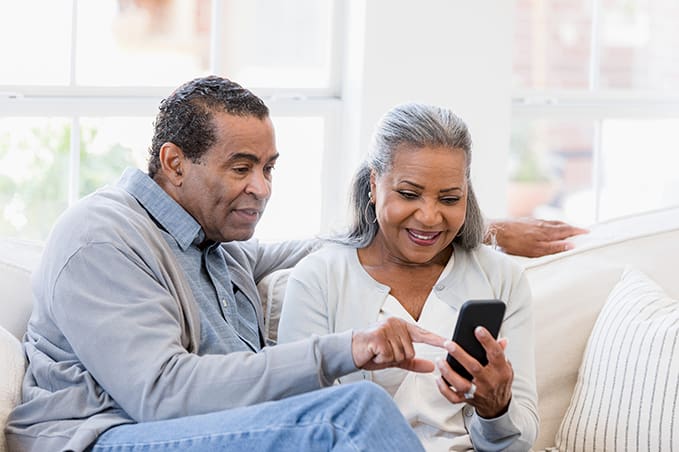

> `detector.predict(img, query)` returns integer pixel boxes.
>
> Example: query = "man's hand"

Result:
[351,317,447,373]
[487,218,588,258]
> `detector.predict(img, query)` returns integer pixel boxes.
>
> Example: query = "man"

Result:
[485,218,588,258]
[6,76,445,451]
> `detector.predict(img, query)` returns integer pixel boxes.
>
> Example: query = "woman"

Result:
[278,103,538,451]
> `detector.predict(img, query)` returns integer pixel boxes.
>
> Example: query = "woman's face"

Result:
[370,145,468,266]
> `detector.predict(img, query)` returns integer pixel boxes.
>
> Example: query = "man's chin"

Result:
[221,226,257,242]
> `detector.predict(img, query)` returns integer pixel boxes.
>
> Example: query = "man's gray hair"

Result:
[334,103,485,250]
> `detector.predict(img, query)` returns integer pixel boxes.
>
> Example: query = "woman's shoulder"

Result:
[291,242,357,272]
[306,241,356,260]
[461,244,525,276]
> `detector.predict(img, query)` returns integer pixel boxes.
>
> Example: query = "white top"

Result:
[373,255,468,451]
[278,243,538,451]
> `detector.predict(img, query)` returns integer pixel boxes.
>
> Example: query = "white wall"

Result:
[339,0,514,220]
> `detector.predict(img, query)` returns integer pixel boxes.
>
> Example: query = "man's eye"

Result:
[264,164,276,175]
[233,166,250,174]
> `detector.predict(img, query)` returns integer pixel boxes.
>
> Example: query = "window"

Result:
[512,0,679,224]
[0,0,341,241]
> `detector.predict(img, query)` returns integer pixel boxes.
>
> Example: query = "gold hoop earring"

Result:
[364,195,377,224]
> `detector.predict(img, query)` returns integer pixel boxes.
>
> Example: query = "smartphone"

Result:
[445,299,506,382]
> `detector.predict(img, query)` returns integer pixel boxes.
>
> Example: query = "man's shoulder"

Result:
[46,186,152,256]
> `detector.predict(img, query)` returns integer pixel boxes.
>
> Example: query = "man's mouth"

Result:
[233,207,263,220]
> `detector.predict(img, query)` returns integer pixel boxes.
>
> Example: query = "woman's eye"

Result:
[398,191,419,200]
[441,197,460,205]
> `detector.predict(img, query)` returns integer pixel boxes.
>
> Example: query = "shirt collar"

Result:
[117,167,205,250]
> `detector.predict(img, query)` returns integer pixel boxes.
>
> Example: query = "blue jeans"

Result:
[91,381,424,451]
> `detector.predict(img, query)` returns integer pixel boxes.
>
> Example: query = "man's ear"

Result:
[158,142,186,187]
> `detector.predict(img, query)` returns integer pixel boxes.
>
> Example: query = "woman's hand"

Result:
[435,326,513,418]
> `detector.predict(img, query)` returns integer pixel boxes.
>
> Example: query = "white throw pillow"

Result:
[555,268,679,452]
[0,325,25,452]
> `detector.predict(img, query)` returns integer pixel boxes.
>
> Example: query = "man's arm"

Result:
[484,218,588,258]
[52,243,444,423]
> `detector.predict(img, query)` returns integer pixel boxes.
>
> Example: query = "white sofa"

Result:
[2,206,679,451]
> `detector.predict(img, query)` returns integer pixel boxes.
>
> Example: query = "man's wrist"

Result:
[484,221,502,250]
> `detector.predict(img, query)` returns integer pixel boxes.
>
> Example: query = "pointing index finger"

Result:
[405,323,447,348]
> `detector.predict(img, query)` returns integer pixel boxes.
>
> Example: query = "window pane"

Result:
[513,0,592,89]
[509,119,595,225]
[0,118,70,240]
[255,116,324,241]
[599,0,679,92]
[219,0,335,89]
[599,118,679,220]
[0,1,72,85]
[76,0,211,86]
[79,117,153,196]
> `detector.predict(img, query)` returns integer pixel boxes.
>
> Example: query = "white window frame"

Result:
[0,0,346,236]
[511,0,679,222]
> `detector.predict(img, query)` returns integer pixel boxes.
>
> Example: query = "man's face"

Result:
[177,112,278,243]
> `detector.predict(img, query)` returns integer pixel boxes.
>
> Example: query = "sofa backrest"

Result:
[0,238,42,339]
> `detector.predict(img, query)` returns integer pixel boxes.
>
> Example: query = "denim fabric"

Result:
[91,382,424,452]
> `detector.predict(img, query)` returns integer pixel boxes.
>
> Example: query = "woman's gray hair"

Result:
[334,103,485,250]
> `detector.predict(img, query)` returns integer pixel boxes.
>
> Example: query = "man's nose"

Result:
[246,171,271,200]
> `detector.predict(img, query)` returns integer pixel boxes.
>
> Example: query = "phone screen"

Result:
[445,299,505,381]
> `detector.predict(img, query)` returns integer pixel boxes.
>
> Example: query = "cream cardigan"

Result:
[279,243,538,452]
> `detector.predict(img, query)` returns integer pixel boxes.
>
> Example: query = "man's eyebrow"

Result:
[227,152,280,164]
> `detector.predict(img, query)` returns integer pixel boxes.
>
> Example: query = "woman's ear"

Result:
[158,142,185,187]
[369,169,377,197]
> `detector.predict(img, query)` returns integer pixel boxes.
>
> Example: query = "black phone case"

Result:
[445,299,506,382]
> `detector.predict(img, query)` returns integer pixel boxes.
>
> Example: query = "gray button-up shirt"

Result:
[122,170,261,353]
[6,168,356,452]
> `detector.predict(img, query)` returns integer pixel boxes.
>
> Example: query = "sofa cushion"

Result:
[0,325,25,452]
[0,238,43,339]
[555,268,679,451]
[524,206,679,450]
[257,268,292,344]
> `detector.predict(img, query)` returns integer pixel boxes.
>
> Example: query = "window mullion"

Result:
[588,0,602,91]
[592,119,603,222]
[210,0,223,74]
[70,0,78,86]
[589,0,602,222]
[69,117,80,205]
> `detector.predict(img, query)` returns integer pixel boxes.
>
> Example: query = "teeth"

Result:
[410,230,437,240]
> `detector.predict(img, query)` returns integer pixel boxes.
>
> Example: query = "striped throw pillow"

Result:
[555,268,679,451]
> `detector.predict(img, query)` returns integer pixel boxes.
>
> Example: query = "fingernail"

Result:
[475,326,486,337]
[446,341,456,353]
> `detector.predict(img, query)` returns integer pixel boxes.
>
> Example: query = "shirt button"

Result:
[435,284,445,291]
[221,299,228,307]
[463,406,474,417]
